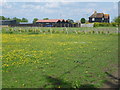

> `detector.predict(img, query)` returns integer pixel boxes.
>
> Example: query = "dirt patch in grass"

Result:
[102,64,119,88]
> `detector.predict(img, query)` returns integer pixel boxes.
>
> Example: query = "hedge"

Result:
[93,22,118,27]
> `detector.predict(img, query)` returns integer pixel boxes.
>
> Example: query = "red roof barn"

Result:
[36,19,69,27]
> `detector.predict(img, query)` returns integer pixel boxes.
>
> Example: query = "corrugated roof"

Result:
[36,19,66,23]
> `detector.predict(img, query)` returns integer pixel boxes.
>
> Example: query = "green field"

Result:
[2,27,118,88]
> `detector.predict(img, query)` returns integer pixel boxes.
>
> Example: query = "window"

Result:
[92,18,95,21]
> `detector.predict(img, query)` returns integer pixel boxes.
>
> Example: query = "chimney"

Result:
[94,11,97,14]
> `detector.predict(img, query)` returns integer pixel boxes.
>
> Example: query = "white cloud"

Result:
[21,2,60,10]
[3,0,120,2]
[22,4,37,9]
[35,0,118,2]
[113,2,118,9]
[1,2,118,23]
[35,5,41,9]
[21,3,43,10]
[44,2,60,8]
[1,2,12,9]
[87,3,97,7]
[0,0,6,6]
[18,2,59,15]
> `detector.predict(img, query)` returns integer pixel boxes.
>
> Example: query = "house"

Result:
[89,11,110,23]
[0,20,18,25]
[36,19,70,27]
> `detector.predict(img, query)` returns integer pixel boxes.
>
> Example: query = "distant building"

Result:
[89,11,110,23]
[19,22,32,24]
[36,19,70,27]
[12,22,33,27]
[81,23,94,27]
[75,20,81,27]
[0,20,18,25]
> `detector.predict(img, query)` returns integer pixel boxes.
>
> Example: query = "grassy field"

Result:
[2,29,118,88]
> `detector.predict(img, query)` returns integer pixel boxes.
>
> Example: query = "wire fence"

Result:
[1,27,118,35]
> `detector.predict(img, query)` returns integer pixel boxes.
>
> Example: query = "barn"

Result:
[36,19,71,27]
[0,20,18,25]
[89,11,110,23]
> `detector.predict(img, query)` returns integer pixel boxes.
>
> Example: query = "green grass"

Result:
[2,32,118,88]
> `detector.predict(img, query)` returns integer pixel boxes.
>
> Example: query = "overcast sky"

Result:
[0,1,119,22]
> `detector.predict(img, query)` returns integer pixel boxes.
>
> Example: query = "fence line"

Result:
[2,27,118,34]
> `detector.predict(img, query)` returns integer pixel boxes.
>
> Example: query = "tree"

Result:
[113,16,120,23]
[0,16,6,20]
[113,16,120,26]
[0,16,12,20]
[33,18,38,24]
[12,17,21,22]
[43,18,49,20]
[81,18,86,24]
[21,18,28,22]
[6,17,11,20]
[67,19,74,24]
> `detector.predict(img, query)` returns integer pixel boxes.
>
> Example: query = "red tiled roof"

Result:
[90,13,104,18]
[36,19,66,23]
[89,11,109,18]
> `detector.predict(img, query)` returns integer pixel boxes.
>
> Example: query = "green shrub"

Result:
[94,22,118,27]
[21,29,25,32]
[28,32,39,34]
[9,28,12,31]
[98,31,100,34]
[94,22,99,27]
[48,29,50,33]
[107,31,110,34]
[42,30,45,33]
[92,31,95,34]
[55,30,59,33]
[101,31,104,34]
[36,30,39,32]
[110,22,118,27]
[28,29,32,32]
[6,31,13,34]
[51,30,55,33]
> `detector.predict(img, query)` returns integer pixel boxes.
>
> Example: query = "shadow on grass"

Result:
[28,32,39,35]
[43,75,97,89]
[105,72,119,80]
[104,72,119,88]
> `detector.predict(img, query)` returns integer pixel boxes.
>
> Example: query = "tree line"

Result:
[0,16,28,22]
[0,16,75,24]
[0,16,120,24]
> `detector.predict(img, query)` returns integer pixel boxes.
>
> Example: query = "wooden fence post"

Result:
[75,30,78,34]
[65,27,68,34]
